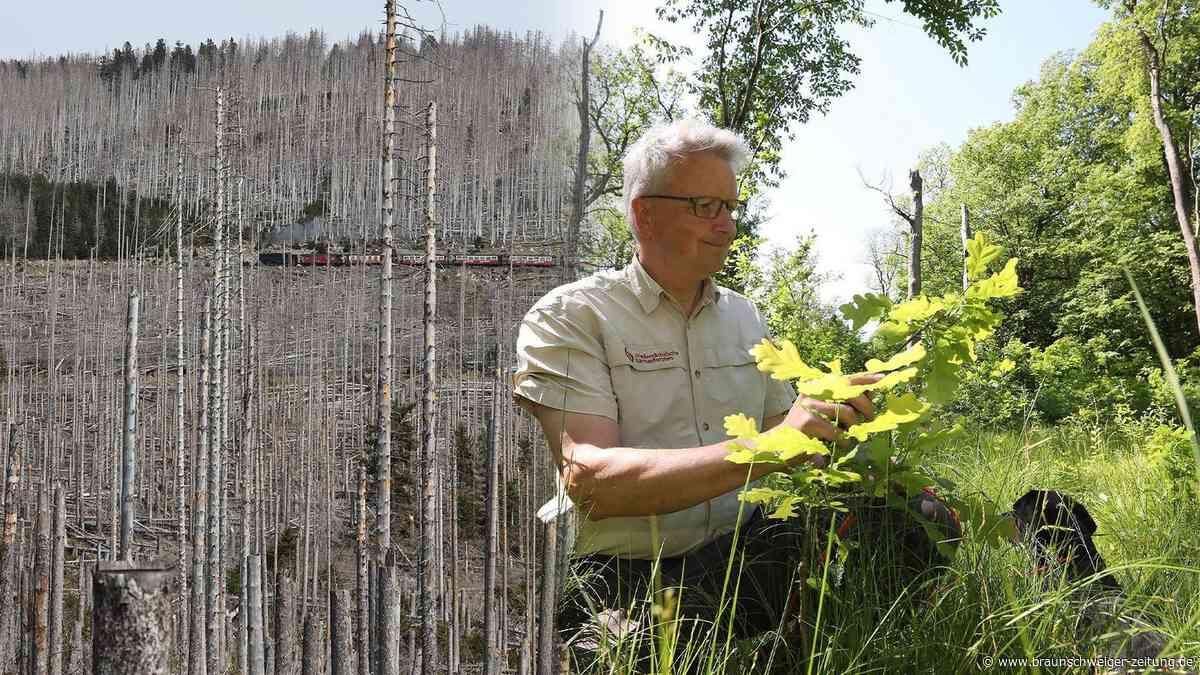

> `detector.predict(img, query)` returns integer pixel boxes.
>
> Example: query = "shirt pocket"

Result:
[605,339,689,445]
[703,342,768,421]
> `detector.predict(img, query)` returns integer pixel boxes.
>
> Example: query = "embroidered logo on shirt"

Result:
[624,347,680,365]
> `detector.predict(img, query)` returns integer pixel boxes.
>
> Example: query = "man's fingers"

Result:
[804,399,861,429]
[846,393,875,421]
[802,411,843,443]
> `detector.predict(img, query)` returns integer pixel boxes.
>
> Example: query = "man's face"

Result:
[633,151,738,278]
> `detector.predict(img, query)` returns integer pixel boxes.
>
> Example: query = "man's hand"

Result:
[783,372,882,454]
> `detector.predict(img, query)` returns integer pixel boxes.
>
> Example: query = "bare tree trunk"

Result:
[329,590,353,675]
[354,468,368,675]
[419,100,440,675]
[907,169,923,299]
[32,486,50,675]
[0,439,18,671]
[374,0,399,570]
[48,484,64,675]
[960,204,972,291]
[1133,15,1200,332]
[377,562,401,675]
[120,289,140,560]
[174,152,190,670]
[208,85,228,675]
[300,610,322,675]
[482,364,501,675]
[246,554,265,675]
[564,12,604,282]
[274,575,298,675]
[66,570,83,675]
[92,563,175,675]
[535,520,557,675]
[190,293,212,675]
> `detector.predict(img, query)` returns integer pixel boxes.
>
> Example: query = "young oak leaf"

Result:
[967,258,1021,300]
[794,374,872,400]
[910,421,965,453]
[875,320,913,345]
[754,425,828,461]
[737,488,804,520]
[866,343,927,373]
[769,495,803,520]
[966,231,1003,280]
[738,486,792,505]
[889,296,946,324]
[840,292,893,331]
[845,393,929,441]
[749,338,823,381]
[793,367,916,401]
[724,413,758,440]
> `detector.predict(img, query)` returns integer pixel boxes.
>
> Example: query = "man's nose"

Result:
[713,209,736,237]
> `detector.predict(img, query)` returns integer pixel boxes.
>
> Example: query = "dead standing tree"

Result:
[119,289,139,561]
[375,0,399,572]
[564,11,604,283]
[1123,0,1200,333]
[419,99,439,675]
[863,168,924,299]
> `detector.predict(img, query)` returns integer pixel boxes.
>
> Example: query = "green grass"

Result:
[566,425,1200,674]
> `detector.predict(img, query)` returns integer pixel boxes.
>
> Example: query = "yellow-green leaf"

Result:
[889,296,945,323]
[840,293,893,331]
[966,231,1003,280]
[754,425,828,461]
[724,413,758,440]
[769,496,802,520]
[794,374,872,400]
[967,258,1021,300]
[874,367,919,390]
[725,444,781,464]
[845,393,930,441]
[866,343,927,373]
[750,338,823,380]
[876,321,913,345]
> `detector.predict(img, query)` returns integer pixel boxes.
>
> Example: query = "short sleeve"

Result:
[765,375,796,419]
[749,304,796,419]
[513,301,618,421]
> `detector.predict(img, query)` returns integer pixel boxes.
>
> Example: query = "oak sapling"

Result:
[725,232,1023,556]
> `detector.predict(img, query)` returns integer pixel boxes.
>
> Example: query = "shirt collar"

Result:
[624,254,720,316]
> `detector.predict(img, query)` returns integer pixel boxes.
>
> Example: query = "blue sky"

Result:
[1,1,1111,301]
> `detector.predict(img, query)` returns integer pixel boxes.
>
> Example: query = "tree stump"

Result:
[91,562,175,675]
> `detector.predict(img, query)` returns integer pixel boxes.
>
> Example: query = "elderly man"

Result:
[513,119,956,670]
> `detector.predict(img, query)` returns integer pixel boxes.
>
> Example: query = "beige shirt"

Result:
[513,256,795,559]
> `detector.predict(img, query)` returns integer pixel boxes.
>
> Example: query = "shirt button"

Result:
[693,370,701,378]
[702,422,710,431]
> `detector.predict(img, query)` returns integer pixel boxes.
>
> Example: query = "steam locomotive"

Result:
[258,251,556,268]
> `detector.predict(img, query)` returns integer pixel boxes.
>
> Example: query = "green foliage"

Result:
[744,234,867,370]
[453,422,491,539]
[298,199,326,223]
[0,173,175,260]
[1145,423,1199,503]
[728,233,1023,553]
[911,33,1197,359]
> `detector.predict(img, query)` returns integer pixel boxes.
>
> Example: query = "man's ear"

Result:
[632,198,653,242]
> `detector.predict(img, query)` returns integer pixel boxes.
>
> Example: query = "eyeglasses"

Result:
[640,195,745,220]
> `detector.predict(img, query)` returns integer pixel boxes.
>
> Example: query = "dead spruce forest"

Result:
[0,12,588,675]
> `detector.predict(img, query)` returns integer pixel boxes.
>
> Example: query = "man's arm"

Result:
[518,373,880,522]
[518,397,791,521]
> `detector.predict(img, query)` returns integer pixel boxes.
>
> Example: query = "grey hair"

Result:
[622,118,750,241]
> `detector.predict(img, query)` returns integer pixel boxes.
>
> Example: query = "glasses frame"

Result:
[640,194,745,220]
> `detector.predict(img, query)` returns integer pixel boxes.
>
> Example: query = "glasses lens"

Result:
[689,197,716,218]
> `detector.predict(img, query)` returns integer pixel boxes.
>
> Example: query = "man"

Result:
[512,119,957,670]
